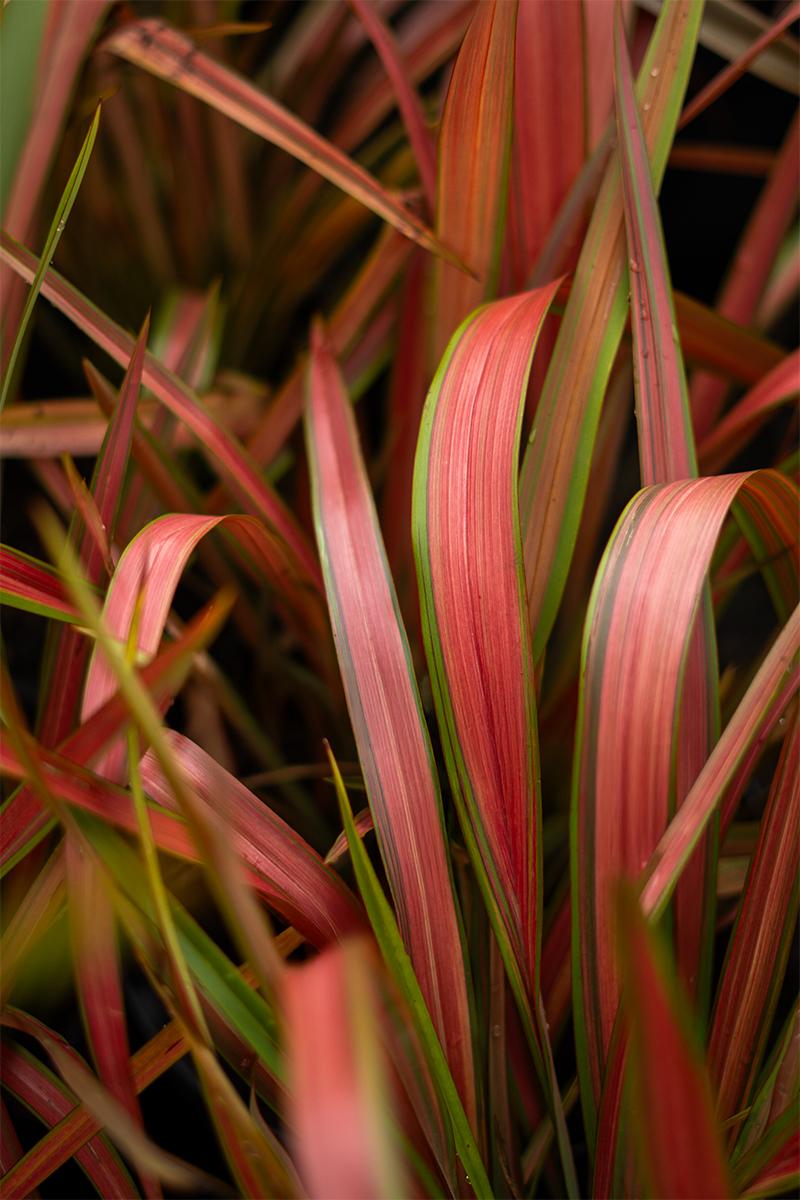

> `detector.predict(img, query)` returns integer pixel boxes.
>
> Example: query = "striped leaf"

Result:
[519,0,703,663]
[412,282,577,1193]
[305,319,477,1135]
[573,469,799,1146]
[433,0,516,363]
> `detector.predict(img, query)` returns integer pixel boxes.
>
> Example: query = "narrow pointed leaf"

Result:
[708,710,800,1127]
[305,319,477,1133]
[412,282,578,1194]
[640,605,799,922]
[0,230,322,590]
[328,749,492,1199]
[0,1041,137,1200]
[0,545,84,623]
[349,0,436,210]
[678,3,800,131]
[616,886,732,1199]
[519,0,703,662]
[0,105,100,416]
[433,0,516,363]
[691,108,800,441]
[102,18,464,271]
[698,348,800,474]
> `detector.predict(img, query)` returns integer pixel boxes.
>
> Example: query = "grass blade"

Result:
[519,0,703,662]
[0,546,84,623]
[102,18,464,271]
[327,746,492,1199]
[0,106,100,417]
[305,318,478,1133]
[616,884,733,1199]
[698,349,800,474]
[433,0,516,362]
[708,710,799,1133]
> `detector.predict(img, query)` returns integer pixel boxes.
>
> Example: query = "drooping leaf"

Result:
[0,545,85,623]
[0,230,322,590]
[305,318,477,1135]
[102,18,464,270]
[698,348,800,474]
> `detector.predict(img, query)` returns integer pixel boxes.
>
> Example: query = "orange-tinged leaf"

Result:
[708,710,799,1130]
[674,289,785,385]
[284,937,407,1200]
[102,18,464,271]
[505,0,584,293]
[305,319,477,1134]
[616,885,732,1199]
[433,0,516,363]
[349,0,436,210]
[519,0,703,663]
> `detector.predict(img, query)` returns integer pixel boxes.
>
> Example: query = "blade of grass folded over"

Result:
[708,709,799,1134]
[698,348,800,474]
[519,0,703,663]
[412,283,577,1196]
[102,18,464,271]
[80,510,329,781]
[573,469,799,1143]
[433,0,516,363]
[0,230,322,591]
[328,748,491,1198]
[615,885,732,1199]
[615,0,717,1021]
[284,936,407,1200]
[0,1041,137,1200]
[305,319,477,1136]
[0,105,100,417]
